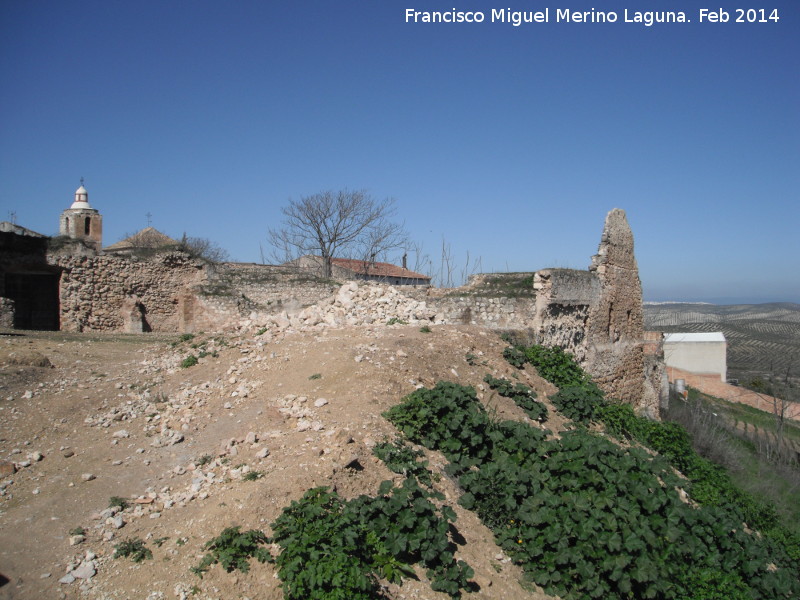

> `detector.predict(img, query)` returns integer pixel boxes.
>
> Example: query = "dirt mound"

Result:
[0,326,558,600]
[1,350,53,368]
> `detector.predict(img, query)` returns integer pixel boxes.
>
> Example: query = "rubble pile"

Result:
[242,282,436,333]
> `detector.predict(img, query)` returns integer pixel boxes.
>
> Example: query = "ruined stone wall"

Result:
[582,209,656,416]
[52,252,206,332]
[426,295,537,329]
[530,269,599,361]
[211,263,341,313]
[425,272,537,330]
[418,210,664,417]
[0,297,14,328]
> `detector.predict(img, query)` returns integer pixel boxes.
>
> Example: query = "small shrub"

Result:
[522,345,589,388]
[373,439,435,486]
[483,375,547,422]
[270,482,472,600]
[502,346,527,369]
[255,327,268,336]
[180,333,195,343]
[192,526,271,577]
[181,355,199,368]
[109,496,130,510]
[419,325,431,333]
[387,317,407,326]
[243,470,264,481]
[308,373,322,380]
[550,383,604,424]
[196,454,213,467]
[69,526,86,536]
[114,538,152,562]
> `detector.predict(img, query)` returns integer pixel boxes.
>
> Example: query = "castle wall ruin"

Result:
[52,252,206,332]
[1,208,666,417]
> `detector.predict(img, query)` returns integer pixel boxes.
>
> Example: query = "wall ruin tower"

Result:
[59,182,102,249]
[584,208,662,417]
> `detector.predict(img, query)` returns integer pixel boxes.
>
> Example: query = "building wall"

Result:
[59,209,103,249]
[664,340,727,381]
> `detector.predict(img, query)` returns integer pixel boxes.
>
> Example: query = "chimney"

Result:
[402,252,407,270]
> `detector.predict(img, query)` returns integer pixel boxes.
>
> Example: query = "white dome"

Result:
[70,185,92,209]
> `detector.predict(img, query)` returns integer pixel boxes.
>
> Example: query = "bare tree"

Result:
[268,190,407,278]
[408,240,433,279]
[179,234,230,263]
[745,362,798,466]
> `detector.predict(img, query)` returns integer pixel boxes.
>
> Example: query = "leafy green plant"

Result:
[269,480,472,600]
[308,373,322,380]
[196,454,213,467]
[153,537,169,547]
[372,439,435,486]
[502,346,527,369]
[114,538,152,563]
[549,383,604,424]
[503,343,590,389]
[387,317,407,325]
[255,327,268,336]
[109,496,130,510]
[465,352,487,366]
[385,381,800,600]
[69,526,86,536]
[383,382,492,469]
[484,375,547,422]
[192,526,271,577]
[419,325,431,333]
[181,354,199,368]
[243,470,264,481]
[269,487,384,600]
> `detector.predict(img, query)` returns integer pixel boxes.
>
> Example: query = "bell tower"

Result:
[59,179,103,249]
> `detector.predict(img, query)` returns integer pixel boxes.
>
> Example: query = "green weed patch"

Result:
[385,379,800,599]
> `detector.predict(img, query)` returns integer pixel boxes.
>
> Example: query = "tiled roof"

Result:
[105,227,180,251]
[331,257,430,280]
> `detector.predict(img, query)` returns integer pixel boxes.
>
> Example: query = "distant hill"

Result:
[644,302,800,384]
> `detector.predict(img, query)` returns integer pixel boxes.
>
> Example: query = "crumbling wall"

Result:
[425,272,537,329]
[52,252,206,332]
[531,269,599,360]
[418,209,664,417]
[427,295,537,328]
[0,297,14,328]
[581,209,661,417]
[211,263,341,312]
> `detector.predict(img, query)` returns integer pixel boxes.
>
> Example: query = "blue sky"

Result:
[1,1,798,303]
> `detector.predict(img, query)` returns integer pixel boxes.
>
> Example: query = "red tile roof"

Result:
[331,257,430,281]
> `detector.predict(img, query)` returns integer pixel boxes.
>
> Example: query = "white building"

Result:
[663,332,727,382]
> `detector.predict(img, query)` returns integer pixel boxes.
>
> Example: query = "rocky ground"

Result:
[0,284,565,600]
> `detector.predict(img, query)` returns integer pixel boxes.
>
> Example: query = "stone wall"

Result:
[418,209,665,418]
[210,263,341,313]
[427,295,537,329]
[583,209,659,417]
[1,209,666,417]
[52,252,206,332]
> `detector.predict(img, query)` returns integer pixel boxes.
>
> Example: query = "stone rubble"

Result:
[240,282,437,334]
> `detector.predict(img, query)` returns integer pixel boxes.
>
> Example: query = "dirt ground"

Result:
[0,324,562,600]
